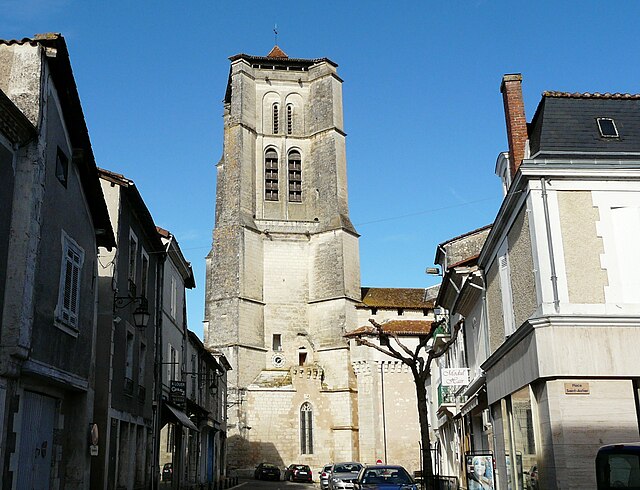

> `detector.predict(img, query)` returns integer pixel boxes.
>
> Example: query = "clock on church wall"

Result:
[272,353,286,368]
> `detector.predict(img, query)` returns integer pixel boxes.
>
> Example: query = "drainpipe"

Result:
[381,361,388,463]
[540,178,560,312]
[151,250,166,490]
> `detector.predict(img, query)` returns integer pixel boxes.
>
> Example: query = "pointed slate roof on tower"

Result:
[266,45,288,59]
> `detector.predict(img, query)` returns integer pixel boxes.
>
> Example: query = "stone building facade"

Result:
[204,46,361,472]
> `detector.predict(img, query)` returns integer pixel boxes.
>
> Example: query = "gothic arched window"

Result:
[300,402,313,454]
[265,149,279,201]
[287,104,293,135]
[288,150,302,202]
[273,103,279,134]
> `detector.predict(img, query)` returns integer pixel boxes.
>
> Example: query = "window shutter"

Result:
[58,234,84,328]
[497,240,515,337]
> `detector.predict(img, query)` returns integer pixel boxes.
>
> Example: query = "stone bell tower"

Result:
[204,46,361,470]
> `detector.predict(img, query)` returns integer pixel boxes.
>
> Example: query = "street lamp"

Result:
[113,293,150,329]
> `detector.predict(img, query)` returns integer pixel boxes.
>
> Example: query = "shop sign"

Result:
[564,382,590,395]
[442,368,469,387]
[170,380,187,408]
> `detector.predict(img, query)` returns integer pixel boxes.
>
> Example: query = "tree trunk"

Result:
[414,373,435,490]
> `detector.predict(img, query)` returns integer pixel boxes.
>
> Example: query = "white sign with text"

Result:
[442,368,470,386]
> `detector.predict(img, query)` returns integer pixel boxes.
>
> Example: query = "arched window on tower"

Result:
[300,402,313,454]
[288,150,302,202]
[287,104,293,135]
[265,149,279,201]
[273,103,279,134]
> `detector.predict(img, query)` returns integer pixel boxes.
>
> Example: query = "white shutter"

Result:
[58,233,84,328]
[497,240,516,337]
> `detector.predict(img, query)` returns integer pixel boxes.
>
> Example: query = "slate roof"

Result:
[528,91,640,159]
[358,287,435,309]
[345,320,434,337]
[1,34,115,249]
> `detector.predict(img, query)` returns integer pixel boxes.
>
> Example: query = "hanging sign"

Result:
[442,368,470,387]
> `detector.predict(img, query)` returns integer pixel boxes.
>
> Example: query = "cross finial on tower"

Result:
[274,24,278,45]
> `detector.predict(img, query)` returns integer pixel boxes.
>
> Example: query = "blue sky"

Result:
[3,1,640,338]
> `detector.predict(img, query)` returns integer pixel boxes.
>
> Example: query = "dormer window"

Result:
[597,117,619,138]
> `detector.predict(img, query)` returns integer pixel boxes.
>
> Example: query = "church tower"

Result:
[204,46,361,470]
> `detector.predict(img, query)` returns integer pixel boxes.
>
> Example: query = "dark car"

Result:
[284,464,313,482]
[162,462,173,482]
[354,465,418,490]
[254,462,281,481]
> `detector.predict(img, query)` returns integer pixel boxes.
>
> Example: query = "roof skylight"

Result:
[597,117,619,138]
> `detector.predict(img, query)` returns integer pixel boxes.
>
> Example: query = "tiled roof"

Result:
[358,287,434,309]
[267,45,288,58]
[345,320,434,337]
[543,91,640,100]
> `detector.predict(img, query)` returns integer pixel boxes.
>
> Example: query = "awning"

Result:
[165,403,199,432]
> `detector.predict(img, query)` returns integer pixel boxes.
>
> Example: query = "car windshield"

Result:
[334,463,362,473]
[262,464,278,468]
[361,467,412,485]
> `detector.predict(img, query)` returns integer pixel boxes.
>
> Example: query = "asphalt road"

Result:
[235,478,319,489]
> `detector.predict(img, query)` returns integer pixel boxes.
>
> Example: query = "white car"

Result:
[320,464,333,490]
[329,462,363,490]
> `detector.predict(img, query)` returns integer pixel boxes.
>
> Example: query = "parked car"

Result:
[162,462,173,482]
[284,464,313,482]
[596,443,640,490]
[354,465,417,490]
[329,462,363,490]
[254,462,281,480]
[321,463,333,489]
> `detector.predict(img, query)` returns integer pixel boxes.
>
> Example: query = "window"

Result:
[299,350,307,366]
[170,274,177,319]
[140,250,149,300]
[288,150,302,202]
[56,232,85,330]
[128,232,138,295]
[597,117,619,138]
[398,308,404,316]
[139,342,146,385]
[55,147,68,187]
[273,103,279,134]
[300,402,313,454]
[287,104,293,135]
[272,334,282,351]
[168,343,178,382]
[125,330,134,395]
[265,149,279,201]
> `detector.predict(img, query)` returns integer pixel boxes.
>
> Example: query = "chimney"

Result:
[501,73,527,179]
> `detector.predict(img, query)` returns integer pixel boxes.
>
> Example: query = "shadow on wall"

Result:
[226,435,285,479]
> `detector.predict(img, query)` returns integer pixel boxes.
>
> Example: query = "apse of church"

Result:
[204,46,362,471]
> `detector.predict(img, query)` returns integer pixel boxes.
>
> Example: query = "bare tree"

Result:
[345,318,461,490]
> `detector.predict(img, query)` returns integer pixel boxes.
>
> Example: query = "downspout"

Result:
[540,178,560,312]
[152,249,166,490]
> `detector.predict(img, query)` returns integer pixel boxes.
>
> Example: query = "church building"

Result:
[204,46,434,474]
